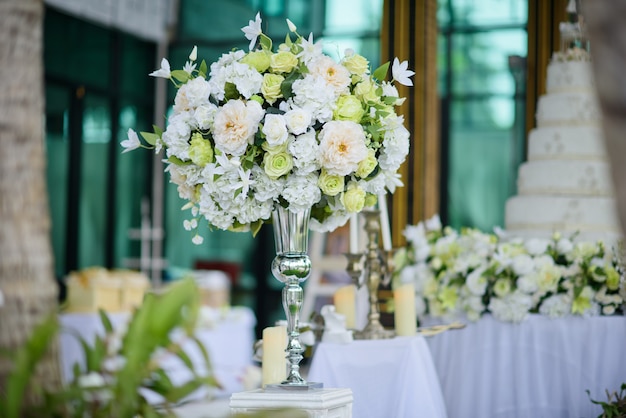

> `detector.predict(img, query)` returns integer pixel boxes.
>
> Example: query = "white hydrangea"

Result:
[289,130,320,174]
[539,294,571,318]
[488,291,533,323]
[282,173,322,212]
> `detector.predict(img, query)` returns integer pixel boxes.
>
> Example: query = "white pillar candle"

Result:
[261,325,287,386]
[394,283,417,336]
[349,213,359,253]
[334,284,356,329]
[378,193,392,251]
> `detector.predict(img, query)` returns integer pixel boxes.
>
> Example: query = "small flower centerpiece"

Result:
[122,13,413,243]
[394,215,626,324]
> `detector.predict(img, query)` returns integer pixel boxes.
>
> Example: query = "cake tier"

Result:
[527,126,606,161]
[536,92,599,127]
[517,160,614,196]
[546,61,594,94]
[505,195,620,238]
[502,228,623,246]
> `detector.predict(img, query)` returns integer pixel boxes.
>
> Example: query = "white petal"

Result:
[189,45,197,61]
[286,18,297,32]
[120,128,140,153]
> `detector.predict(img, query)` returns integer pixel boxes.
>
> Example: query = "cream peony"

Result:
[309,55,351,94]
[318,120,368,176]
[213,99,264,156]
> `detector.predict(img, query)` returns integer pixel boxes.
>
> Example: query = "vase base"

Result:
[265,381,324,391]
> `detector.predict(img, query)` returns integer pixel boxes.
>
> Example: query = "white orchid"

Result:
[391,57,415,86]
[120,128,141,153]
[241,12,262,50]
[149,57,171,78]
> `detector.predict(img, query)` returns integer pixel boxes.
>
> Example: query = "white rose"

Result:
[262,114,288,146]
[284,107,313,135]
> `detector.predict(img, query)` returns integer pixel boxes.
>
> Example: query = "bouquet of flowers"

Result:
[122,13,413,243]
[394,215,626,323]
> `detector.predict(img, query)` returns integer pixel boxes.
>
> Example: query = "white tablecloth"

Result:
[424,314,626,418]
[59,307,256,400]
[307,336,448,418]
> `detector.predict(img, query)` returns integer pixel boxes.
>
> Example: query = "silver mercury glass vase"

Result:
[269,204,322,389]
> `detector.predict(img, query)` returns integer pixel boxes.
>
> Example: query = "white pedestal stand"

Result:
[229,388,353,418]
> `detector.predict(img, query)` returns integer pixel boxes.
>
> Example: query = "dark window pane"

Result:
[447,98,521,230]
[46,84,71,278]
[78,94,111,268]
[451,0,527,26]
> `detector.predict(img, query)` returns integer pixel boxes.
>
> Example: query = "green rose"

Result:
[262,140,288,154]
[438,286,459,310]
[189,132,213,167]
[353,79,380,103]
[270,51,298,73]
[263,151,293,179]
[356,149,378,178]
[333,95,365,122]
[318,169,345,196]
[241,50,271,72]
[606,267,620,290]
[493,279,511,297]
[261,73,285,104]
[342,53,369,76]
[341,184,366,213]
[571,293,592,315]
[364,193,378,208]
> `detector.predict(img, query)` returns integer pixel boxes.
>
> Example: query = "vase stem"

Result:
[270,204,322,389]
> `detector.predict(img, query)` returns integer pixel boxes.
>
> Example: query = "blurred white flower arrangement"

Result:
[122,13,413,243]
[394,215,626,323]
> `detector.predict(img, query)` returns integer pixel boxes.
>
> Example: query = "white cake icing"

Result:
[506,196,620,241]
[505,54,622,244]
[517,160,613,196]
[536,92,600,127]
[546,61,594,93]
[527,126,606,161]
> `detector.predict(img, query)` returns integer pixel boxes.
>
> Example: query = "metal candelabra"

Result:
[345,210,395,340]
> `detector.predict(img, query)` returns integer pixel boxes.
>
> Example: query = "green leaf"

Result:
[224,82,240,100]
[199,59,208,77]
[98,309,114,334]
[171,70,190,83]
[172,345,195,371]
[285,33,293,47]
[144,369,174,396]
[168,155,191,166]
[372,61,390,82]
[152,124,164,137]
[140,131,160,146]
[4,314,59,418]
[189,336,213,374]
[250,220,264,237]
[260,33,272,51]
[280,71,301,99]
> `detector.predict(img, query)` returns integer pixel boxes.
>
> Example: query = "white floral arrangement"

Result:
[121,13,413,243]
[394,215,626,323]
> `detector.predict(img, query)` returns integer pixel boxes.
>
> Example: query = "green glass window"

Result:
[439,0,528,231]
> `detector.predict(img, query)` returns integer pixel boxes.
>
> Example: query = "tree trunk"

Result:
[585,1,626,240]
[0,0,62,407]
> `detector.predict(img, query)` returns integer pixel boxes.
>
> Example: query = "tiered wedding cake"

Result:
[504,47,622,244]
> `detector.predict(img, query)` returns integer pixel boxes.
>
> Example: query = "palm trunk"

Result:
[0,0,62,407]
